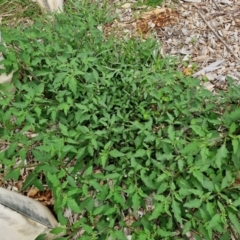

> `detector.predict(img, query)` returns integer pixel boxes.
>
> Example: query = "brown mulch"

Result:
[103,0,240,92]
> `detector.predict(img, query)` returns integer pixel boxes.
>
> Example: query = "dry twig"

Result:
[194,4,240,62]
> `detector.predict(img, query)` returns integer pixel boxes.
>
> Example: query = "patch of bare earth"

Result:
[104,0,240,92]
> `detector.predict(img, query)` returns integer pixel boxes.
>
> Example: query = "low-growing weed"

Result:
[1,1,240,239]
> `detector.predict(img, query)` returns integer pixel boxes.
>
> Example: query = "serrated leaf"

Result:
[4,168,20,181]
[221,174,232,190]
[50,227,66,235]
[67,176,77,188]
[6,142,18,158]
[157,182,168,194]
[215,144,228,169]
[21,172,37,191]
[229,122,237,134]
[232,138,238,154]
[206,202,215,216]
[167,125,175,141]
[59,122,68,136]
[93,205,105,216]
[149,203,164,220]
[202,178,214,191]
[113,191,126,207]
[134,149,146,158]
[182,221,191,235]
[109,149,125,158]
[181,141,199,155]
[183,199,202,208]
[191,125,205,137]
[220,232,230,240]
[178,159,184,171]
[100,153,108,168]
[68,77,77,95]
[85,166,93,176]
[158,229,175,237]
[113,230,127,240]
[80,197,94,212]
[228,211,240,234]
[19,148,26,160]
[140,170,156,189]
[225,108,240,123]
[82,223,93,234]
[35,234,46,240]
[233,197,240,207]
[104,207,116,215]
[207,214,221,229]
[47,172,60,187]
[132,192,141,212]
[193,170,204,183]
[200,146,209,162]
[91,138,98,150]
[172,199,182,224]
[87,145,94,156]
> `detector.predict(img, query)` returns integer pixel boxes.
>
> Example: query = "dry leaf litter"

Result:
[1,0,240,239]
[104,0,240,93]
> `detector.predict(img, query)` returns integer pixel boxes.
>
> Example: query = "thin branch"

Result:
[194,4,240,62]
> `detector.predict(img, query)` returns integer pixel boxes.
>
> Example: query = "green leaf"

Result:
[6,142,18,158]
[50,227,66,235]
[225,108,240,124]
[190,125,205,137]
[100,153,108,168]
[182,221,191,235]
[181,141,199,155]
[82,223,93,234]
[149,203,164,220]
[233,197,240,207]
[47,172,60,187]
[206,202,215,216]
[104,207,116,215]
[113,230,127,240]
[35,234,46,240]
[192,170,204,183]
[132,192,141,212]
[21,172,37,191]
[59,122,68,136]
[67,176,77,188]
[178,159,184,171]
[183,199,202,208]
[113,191,126,207]
[172,199,182,224]
[85,166,93,176]
[207,214,221,229]
[76,147,86,160]
[220,232,230,240]
[79,197,94,212]
[158,229,175,237]
[68,76,77,95]
[93,205,105,216]
[229,122,237,134]
[228,211,240,234]
[87,144,94,156]
[4,168,20,181]
[19,148,27,160]
[140,170,156,189]
[215,143,228,169]
[232,138,239,154]
[109,149,125,158]
[167,125,175,141]
[134,149,146,158]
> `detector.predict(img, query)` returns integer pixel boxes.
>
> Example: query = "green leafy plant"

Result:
[1,1,240,240]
